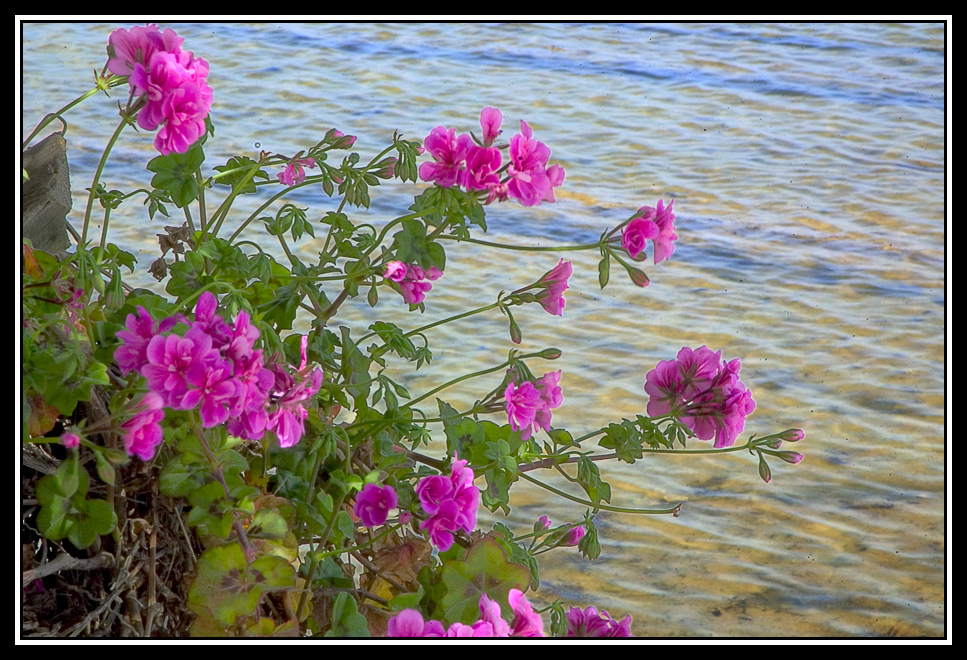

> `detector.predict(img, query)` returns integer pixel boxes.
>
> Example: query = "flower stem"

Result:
[517,471,683,516]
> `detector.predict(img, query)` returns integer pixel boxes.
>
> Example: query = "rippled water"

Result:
[21,22,947,637]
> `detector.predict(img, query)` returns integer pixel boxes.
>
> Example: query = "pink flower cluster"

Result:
[106,24,213,155]
[565,605,633,637]
[115,292,321,459]
[353,483,398,527]
[386,589,544,637]
[534,259,572,316]
[505,370,563,441]
[419,108,565,207]
[415,454,479,552]
[382,261,443,305]
[644,346,756,448]
[621,199,678,264]
[120,392,165,460]
[277,157,316,186]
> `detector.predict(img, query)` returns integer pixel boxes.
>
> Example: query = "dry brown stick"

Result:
[22,551,113,587]
[143,502,159,637]
[349,550,409,594]
[65,543,139,637]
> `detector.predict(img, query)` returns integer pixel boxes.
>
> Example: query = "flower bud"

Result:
[61,432,80,449]
[779,428,805,442]
[535,348,562,360]
[776,451,804,464]
[757,453,772,483]
[626,266,650,288]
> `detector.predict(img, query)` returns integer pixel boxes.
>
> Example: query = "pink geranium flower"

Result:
[633,199,678,264]
[277,157,317,186]
[60,433,80,449]
[397,263,443,306]
[386,610,446,638]
[354,483,398,527]
[621,215,660,260]
[480,107,503,147]
[566,606,634,637]
[507,589,545,637]
[506,121,552,206]
[459,145,502,192]
[419,126,473,188]
[107,23,183,77]
[534,259,572,316]
[121,392,166,461]
[416,454,479,552]
[644,346,756,448]
[382,261,407,282]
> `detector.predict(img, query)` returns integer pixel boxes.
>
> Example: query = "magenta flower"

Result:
[386,610,446,638]
[621,215,660,260]
[446,621,497,637]
[115,306,162,375]
[644,346,756,448]
[480,107,503,147]
[397,263,443,306]
[563,525,586,546]
[61,433,80,449]
[506,120,560,207]
[265,367,322,448]
[121,392,166,461]
[477,593,511,637]
[277,157,317,186]
[542,163,566,204]
[354,483,398,528]
[534,259,572,316]
[108,25,212,155]
[533,370,563,432]
[505,380,542,440]
[141,326,218,408]
[537,515,552,531]
[180,357,239,428]
[419,126,473,188]
[107,23,183,77]
[633,199,678,264]
[566,606,633,637]
[459,145,502,192]
[416,455,479,552]
[507,589,545,637]
[382,261,407,283]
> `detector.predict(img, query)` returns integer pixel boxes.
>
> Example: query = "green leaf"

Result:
[188,544,296,627]
[146,142,205,208]
[440,536,531,625]
[325,592,370,637]
[212,156,269,195]
[249,509,288,539]
[56,453,80,499]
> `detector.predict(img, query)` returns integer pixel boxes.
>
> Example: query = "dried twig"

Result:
[22,551,113,587]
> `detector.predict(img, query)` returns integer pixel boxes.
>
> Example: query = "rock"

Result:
[22,133,72,254]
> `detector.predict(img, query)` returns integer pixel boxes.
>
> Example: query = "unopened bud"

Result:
[779,429,805,442]
[536,348,563,360]
[758,453,772,483]
[776,451,804,464]
[61,432,80,449]
[627,266,650,288]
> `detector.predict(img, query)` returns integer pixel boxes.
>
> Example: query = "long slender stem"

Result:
[517,471,683,516]
[80,116,129,247]
[405,356,510,408]
[437,235,602,252]
[23,82,122,150]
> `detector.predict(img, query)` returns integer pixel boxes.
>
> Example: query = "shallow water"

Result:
[21,21,946,637]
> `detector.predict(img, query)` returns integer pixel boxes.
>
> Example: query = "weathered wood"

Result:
[22,133,72,253]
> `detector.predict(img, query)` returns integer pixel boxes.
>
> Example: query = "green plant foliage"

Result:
[440,536,531,625]
[188,544,297,632]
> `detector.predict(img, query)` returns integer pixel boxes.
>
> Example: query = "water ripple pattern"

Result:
[21,22,945,637]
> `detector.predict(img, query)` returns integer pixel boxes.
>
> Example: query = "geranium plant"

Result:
[20,24,804,638]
